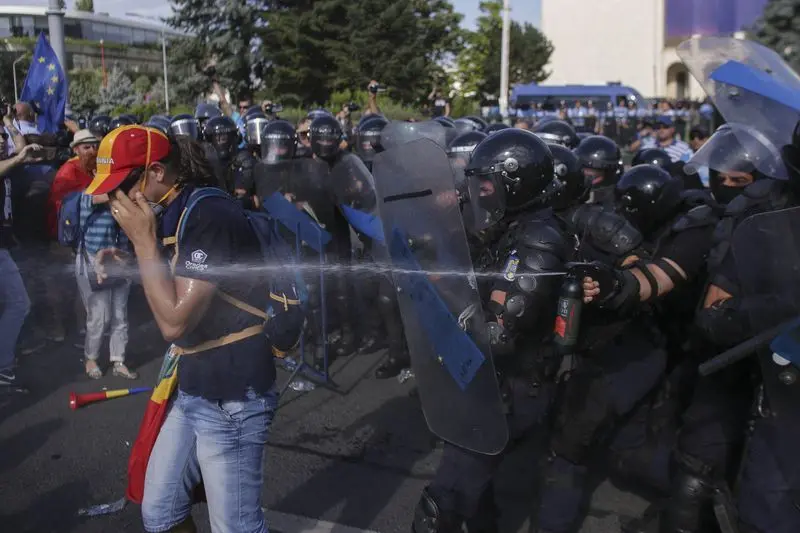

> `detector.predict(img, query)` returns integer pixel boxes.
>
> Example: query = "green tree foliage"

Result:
[753,0,800,72]
[97,67,140,114]
[262,0,462,106]
[455,1,553,102]
[133,75,152,97]
[68,68,102,115]
[167,0,266,104]
[74,0,94,13]
[0,53,30,102]
[148,76,176,108]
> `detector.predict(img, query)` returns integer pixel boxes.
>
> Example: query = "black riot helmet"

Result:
[448,131,487,173]
[632,148,671,169]
[615,165,684,233]
[574,135,622,187]
[434,116,456,127]
[533,119,580,149]
[194,102,222,133]
[261,120,297,164]
[88,115,112,139]
[453,118,480,136]
[548,143,590,211]
[358,113,385,128]
[144,115,172,136]
[307,108,333,121]
[170,114,199,140]
[120,113,139,124]
[485,123,510,134]
[243,105,263,122]
[463,115,488,131]
[464,129,555,227]
[204,116,239,160]
[245,112,269,148]
[355,115,388,162]
[309,115,343,161]
[109,115,136,132]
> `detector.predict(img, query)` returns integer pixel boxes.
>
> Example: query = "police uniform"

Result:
[533,189,717,533]
[415,208,571,533]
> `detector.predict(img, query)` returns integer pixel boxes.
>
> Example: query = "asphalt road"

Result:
[0,315,652,533]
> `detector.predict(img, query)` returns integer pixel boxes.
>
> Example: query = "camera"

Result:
[368,83,386,95]
[263,102,284,114]
[346,102,361,112]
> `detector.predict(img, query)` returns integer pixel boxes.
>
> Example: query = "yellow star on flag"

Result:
[51,75,58,84]
[47,86,55,96]
[38,56,45,63]
[48,63,56,71]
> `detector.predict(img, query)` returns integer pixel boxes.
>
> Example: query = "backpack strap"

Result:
[163,188,285,355]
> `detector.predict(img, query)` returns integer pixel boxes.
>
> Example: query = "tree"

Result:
[74,0,94,13]
[262,0,463,105]
[0,52,30,103]
[97,67,140,114]
[133,75,152,97]
[753,0,800,72]
[148,76,176,108]
[455,1,553,102]
[69,68,102,115]
[167,0,268,104]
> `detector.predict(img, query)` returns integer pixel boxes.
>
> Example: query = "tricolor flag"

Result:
[126,348,181,503]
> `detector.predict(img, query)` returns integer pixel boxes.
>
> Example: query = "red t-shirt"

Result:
[47,157,93,240]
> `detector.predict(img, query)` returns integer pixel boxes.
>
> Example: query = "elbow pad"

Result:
[694,299,752,347]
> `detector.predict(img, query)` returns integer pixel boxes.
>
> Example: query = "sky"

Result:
[8,0,542,28]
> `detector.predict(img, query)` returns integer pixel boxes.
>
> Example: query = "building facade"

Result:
[540,0,770,99]
[0,6,182,75]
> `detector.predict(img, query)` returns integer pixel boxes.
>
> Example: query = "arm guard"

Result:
[490,219,569,343]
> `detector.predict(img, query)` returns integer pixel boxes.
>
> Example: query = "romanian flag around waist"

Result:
[126,348,180,504]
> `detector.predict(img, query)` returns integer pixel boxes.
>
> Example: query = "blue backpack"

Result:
[169,187,306,356]
[58,191,84,248]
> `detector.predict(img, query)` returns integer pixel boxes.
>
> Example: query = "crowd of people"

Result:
[0,50,797,533]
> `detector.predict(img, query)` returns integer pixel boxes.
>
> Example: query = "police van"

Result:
[510,83,645,110]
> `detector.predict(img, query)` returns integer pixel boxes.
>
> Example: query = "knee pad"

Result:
[661,464,718,533]
[412,487,462,533]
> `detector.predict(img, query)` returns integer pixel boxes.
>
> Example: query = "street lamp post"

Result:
[13,53,29,102]
[161,30,170,114]
[499,0,511,119]
[126,12,170,114]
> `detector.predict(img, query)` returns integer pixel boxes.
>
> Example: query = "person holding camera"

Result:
[428,86,451,118]
[365,80,383,118]
[0,138,42,393]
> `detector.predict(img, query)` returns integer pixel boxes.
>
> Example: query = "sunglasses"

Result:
[238,104,250,110]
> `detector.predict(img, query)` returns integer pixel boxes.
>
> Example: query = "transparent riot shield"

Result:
[254,159,334,384]
[372,139,509,455]
[732,206,800,475]
[380,120,449,151]
[329,153,385,245]
[678,37,800,179]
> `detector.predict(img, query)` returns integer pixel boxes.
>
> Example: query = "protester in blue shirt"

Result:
[75,192,137,380]
[641,116,694,163]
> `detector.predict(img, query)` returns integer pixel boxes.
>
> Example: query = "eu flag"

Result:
[20,33,67,134]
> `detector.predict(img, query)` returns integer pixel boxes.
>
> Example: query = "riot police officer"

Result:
[144,115,172,136]
[640,124,798,533]
[633,147,705,190]
[88,114,112,139]
[203,115,245,193]
[533,119,580,149]
[414,129,572,533]
[195,102,222,139]
[354,115,388,172]
[309,115,359,359]
[573,135,623,206]
[533,164,718,533]
[109,115,136,132]
[169,114,200,140]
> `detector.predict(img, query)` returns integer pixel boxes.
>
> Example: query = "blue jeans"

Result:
[142,388,278,533]
[0,249,31,371]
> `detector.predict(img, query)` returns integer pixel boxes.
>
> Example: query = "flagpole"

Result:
[46,0,68,113]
